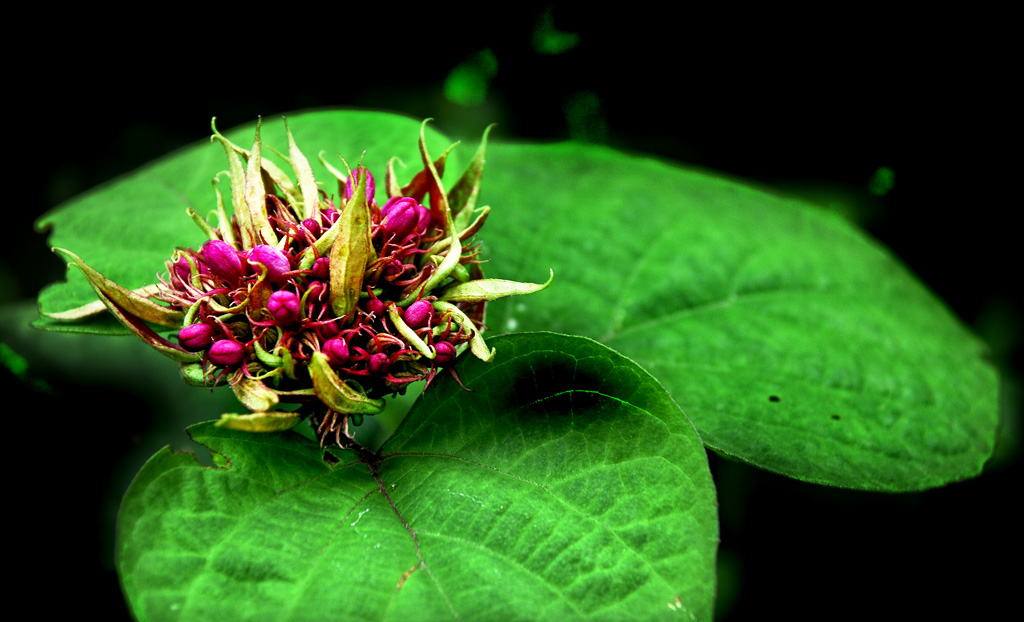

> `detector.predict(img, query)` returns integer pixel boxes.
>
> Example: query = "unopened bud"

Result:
[404,300,433,328]
[366,298,385,318]
[319,319,341,339]
[433,341,456,364]
[249,244,292,284]
[369,352,390,374]
[311,256,330,281]
[301,218,322,238]
[170,255,192,288]
[323,338,349,365]
[306,280,326,302]
[380,197,428,239]
[344,167,375,203]
[267,290,300,325]
[209,339,245,367]
[202,240,244,286]
[178,323,215,351]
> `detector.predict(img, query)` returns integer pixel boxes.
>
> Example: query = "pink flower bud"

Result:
[267,290,300,325]
[404,300,433,328]
[344,167,375,203]
[323,338,349,365]
[311,257,330,281]
[366,298,385,318]
[300,218,322,238]
[209,339,245,367]
[248,245,292,284]
[170,255,192,288]
[369,352,390,374]
[322,207,339,224]
[178,323,215,351]
[306,280,326,302]
[319,319,341,339]
[202,240,244,286]
[383,260,407,279]
[433,341,456,364]
[380,197,428,239]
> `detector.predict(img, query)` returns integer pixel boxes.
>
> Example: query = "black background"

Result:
[6,7,1017,620]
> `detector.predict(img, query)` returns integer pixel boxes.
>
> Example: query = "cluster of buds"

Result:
[49,118,551,447]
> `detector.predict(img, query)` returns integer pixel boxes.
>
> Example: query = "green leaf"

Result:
[479,142,998,491]
[33,109,997,493]
[34,110,459,332]
[117,333,718,621]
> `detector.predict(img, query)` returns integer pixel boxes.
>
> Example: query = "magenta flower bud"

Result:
[366,298,385,318]
[433,341,456,364]
[323,338,349,365]
[319,320,341,339]
[368,352,390,374]
[404,300,433,328]
[300,218,322,238]
[267,290,300,325]
[380,197,426,239]
[321,207,339,224]
[344,167,375,203]
[311,256,330,281]
[306,280,326,302]
[202,240,244,286]
[383,260,407,279]
[178,322,215,351]
[208,339,245,367]
[169,255,194,289]
[248,244,291,284]
[173,256,190,277]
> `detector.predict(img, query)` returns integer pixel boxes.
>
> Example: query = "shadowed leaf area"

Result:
[117,333,718,621]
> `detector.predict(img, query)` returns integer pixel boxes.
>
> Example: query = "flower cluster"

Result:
[50,118,550,447]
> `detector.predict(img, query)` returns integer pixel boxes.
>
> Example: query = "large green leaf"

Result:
[33,109,998,491]
[117,333,718,621]
[478,142,998,491]
[35,111,458,332]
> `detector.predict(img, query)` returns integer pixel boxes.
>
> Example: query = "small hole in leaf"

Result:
[768,395,781,402]
[830,414,841,421]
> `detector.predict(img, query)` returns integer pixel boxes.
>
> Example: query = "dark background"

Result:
[5,7,1017,620]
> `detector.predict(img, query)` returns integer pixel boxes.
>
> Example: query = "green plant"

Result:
[33,111,998,621]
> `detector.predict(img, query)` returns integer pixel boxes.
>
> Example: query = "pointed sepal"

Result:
[285,118,320,220]
[49,248,184,328]
[449,123,494,227]
[231,375,282,413]
[433,300,495,363]
[388,305,435,359]
[329,169,373,318]
[214,411,303,432]
[309,352,386,414]
[210,118,253,249]
[243,118,278,246]
[440,269,554,304]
